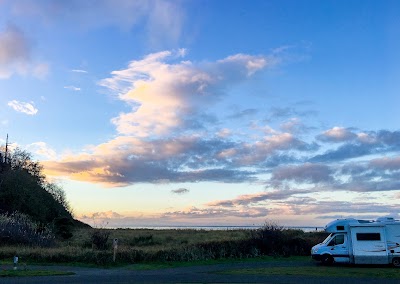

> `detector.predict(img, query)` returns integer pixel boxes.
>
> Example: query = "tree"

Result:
[44,182,73,216]
[0,148,73,225]
[10,148,45,185]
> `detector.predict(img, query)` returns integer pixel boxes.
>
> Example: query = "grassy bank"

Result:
[0,227,329,266]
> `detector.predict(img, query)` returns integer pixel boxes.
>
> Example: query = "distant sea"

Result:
[123,225,324,232]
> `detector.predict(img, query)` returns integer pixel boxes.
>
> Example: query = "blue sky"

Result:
[1,0,399,227]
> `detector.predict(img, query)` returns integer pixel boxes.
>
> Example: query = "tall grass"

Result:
[0,212,54,247]
[0,224,329,265]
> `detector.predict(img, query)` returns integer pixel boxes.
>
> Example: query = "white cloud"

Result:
[27,142,57,159]
[100,49,271,137]
[64,85,81,91]
[218,53,268,76]
[7,100,38,115]
[318,126,357,142]
[357,132,377,144]
[217,128,232,138]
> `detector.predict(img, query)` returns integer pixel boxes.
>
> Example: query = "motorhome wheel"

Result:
[321,254,334,265]
[392,258,400,268]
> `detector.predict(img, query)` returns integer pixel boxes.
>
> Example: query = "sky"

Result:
[1,0,399,228]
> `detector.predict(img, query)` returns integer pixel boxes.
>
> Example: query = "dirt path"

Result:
[1,260,399,284]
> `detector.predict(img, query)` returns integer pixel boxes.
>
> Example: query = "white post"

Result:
[13,255,18,270]
[113,238,118,262]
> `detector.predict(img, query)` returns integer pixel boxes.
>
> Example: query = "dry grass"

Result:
[0,227,327,266]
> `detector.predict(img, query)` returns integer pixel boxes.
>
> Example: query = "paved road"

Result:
[2,261,399,284]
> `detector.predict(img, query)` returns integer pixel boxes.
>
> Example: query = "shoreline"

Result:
[104,225,325,232]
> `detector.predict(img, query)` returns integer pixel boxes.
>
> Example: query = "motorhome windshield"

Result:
[322,234,333,244]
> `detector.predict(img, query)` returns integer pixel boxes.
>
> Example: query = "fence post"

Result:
[113,238,118,262]
[13,255,18,270]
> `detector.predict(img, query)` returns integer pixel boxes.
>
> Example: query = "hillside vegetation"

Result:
[0,147,85,243]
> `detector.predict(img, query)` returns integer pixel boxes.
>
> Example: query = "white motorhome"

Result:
[311,217,400,267]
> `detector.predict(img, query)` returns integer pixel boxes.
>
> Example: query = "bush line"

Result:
[0,221,329,265]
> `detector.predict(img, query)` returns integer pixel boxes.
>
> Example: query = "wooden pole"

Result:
[5,134,8,163]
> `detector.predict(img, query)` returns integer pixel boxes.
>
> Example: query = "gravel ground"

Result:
[1,260,399,284]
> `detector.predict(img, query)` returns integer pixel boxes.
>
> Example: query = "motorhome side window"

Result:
[328,234,345,246]
[356,233,381,241]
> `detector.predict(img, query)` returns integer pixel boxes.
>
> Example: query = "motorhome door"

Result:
[351,226,387,264]
[326,234,350,263]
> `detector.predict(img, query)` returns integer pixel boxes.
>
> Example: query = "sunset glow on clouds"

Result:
[1,0,399,227]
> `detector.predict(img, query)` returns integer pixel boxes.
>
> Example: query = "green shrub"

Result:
[53,217,74,240]
[250,221,318,256]
[129,235,160,246]
[90,229,110,250]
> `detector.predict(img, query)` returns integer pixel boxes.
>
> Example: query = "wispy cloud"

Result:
[207,189,313,207]
[71,69,88,73]
[7,100,38,115]
[64,85,81,91]
[81,210,123,220]
[162,206,271,219]
[27,142,57,160]
[32,62,50,79]
[227,108,259,120]
[0,24,30,79]
[9,0,187,47]
[0,24,50,79]
[171,188,190,195]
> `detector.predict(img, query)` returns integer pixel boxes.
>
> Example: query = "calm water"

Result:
[124,225,324,232]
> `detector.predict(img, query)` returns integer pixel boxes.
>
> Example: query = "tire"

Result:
[321,254,334,265]
[393,258,400,268]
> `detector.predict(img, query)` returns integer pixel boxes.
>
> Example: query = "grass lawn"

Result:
[221,265,400,279]
[0,269,74,277]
